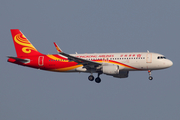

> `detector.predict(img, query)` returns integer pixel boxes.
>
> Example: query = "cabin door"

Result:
[38,56,44,66]
[146,53,152,63]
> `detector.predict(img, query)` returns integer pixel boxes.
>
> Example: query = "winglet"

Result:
[53,42,63,53]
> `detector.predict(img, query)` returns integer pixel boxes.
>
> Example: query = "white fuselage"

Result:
[70,52,173,72]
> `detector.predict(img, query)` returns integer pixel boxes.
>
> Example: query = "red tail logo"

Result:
[11,29,42,57]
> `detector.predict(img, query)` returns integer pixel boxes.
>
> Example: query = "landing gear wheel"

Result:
[149,76,153,80]
[95,77,101,83]
[88,75,94,81]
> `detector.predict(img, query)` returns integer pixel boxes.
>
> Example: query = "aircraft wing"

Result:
[53,42,102,68]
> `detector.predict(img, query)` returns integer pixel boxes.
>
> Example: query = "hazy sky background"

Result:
[1,0,180,120]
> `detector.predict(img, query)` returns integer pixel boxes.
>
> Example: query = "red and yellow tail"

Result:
[11,29,42,57]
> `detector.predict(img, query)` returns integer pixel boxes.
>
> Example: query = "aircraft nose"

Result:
[166,60,173,68]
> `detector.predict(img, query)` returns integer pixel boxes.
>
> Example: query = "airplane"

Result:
[7,29,173,83]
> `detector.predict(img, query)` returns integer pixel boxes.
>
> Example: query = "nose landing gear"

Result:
[148,70,153,80]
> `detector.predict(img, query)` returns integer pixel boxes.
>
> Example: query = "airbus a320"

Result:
[7,29,173,83]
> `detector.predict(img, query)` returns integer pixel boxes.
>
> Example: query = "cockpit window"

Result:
[157,56,166,59]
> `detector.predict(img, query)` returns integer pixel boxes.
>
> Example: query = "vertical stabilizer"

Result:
[10,29,42,57]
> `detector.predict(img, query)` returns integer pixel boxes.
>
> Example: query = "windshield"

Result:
[157,56,166,59]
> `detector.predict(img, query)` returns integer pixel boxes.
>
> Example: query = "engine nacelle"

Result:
[102,65,129,78]
[102,65,119,75]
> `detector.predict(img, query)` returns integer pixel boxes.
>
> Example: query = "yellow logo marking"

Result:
[14,34,37,53]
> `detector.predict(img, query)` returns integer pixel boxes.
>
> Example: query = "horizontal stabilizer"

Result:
[7,56,29,63]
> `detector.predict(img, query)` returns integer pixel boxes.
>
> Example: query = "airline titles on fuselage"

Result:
[75,54,142,58]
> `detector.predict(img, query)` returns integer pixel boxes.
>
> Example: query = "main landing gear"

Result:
[88,73,102,83]
[88,75,94,81]
[148,70,153,80]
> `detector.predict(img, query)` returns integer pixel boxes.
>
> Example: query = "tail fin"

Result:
[11,29,42,57]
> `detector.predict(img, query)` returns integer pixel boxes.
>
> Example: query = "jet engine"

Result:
[102,65,119,74]
[102,65,129,78]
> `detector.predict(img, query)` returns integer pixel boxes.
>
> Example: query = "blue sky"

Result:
[1,0,180,120]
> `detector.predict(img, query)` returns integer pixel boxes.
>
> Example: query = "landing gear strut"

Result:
[95,73,102,83]
[148,70,153,80]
